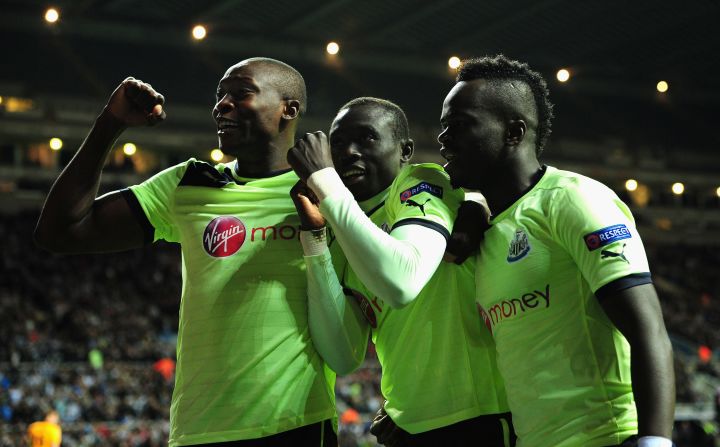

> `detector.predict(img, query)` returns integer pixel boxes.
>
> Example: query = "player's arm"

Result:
[598,282,675,444]
[34,78,165,254]
[292,182,370,374]
[288,132,447,308]
[553,183,675,446]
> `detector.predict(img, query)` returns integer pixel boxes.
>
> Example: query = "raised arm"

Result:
[291,181,370,374]
[34,78,166,253]
[599,283,675,445]
[288,132,449,309]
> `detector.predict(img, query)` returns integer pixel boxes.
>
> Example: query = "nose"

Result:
[333,141,361,165]
[437,128,451,145]
[212,94,233,119]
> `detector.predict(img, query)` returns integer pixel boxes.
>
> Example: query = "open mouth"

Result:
[216,117,239,133]
[339,167,366,185]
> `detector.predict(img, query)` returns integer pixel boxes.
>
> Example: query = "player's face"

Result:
[438,80,506,189]
[213,62,286,157]
[330,105,403,201]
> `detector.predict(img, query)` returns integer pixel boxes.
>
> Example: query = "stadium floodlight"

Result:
[123,143,137,156]
[49,138,63,150]
[192,25,207,40]
[45,8,59,23]
[210,149,224,162]
[625,179,638,191]
[326,42,340,55]
[556,69,570,83]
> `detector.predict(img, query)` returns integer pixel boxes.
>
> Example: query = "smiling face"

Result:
[438,80,508,190]
[329,104,408,201]
[212,61,287,160]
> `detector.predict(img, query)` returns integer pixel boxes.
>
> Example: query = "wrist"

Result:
[637,436,673,447]
[97,108,128,134]
[306,168,348,201]
[300,227,328,256]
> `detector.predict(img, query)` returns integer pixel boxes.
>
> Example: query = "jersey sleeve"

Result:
[126,160,192,243]
[550,178,651,293]
[386,163,463,240]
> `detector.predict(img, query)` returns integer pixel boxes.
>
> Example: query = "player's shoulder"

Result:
[541,166,616,200]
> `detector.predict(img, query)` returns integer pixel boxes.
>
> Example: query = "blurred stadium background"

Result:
[2,0,720,445]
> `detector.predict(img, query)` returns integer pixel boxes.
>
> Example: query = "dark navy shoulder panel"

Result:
[178,160,233,187]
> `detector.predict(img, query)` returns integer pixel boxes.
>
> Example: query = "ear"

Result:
[400,139,414,163]
[505,120,526,146]
[282,99,301,120]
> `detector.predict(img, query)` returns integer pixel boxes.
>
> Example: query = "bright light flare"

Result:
[210,149,224,162]
[656,81,669,93]
[625,179,638,191]
[45,8,59,23]
[448,56,461,69]
[123,143,137,156]
[671,182,684,195]
[556,69,570,82]
[49,137,63,150]
[326,42,340,55]
[192,25,207,40]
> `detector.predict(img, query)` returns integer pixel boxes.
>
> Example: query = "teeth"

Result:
[341,169,364,178]
[217,119,239,130]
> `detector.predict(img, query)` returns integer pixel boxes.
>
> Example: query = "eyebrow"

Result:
[218,76,259,91]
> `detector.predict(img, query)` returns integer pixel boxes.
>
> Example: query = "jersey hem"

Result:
[168,408,337,446]
[389,406,504,435]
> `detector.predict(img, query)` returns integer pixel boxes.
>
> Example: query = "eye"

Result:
[363,133,377,142]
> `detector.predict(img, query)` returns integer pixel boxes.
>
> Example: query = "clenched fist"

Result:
[287,131,334,182]
[103,77,166,127]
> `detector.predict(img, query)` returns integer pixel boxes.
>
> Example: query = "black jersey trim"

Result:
[179,160,233,187]
[595,273,652,300]
[121,188,154,245]
[391,218,451,241]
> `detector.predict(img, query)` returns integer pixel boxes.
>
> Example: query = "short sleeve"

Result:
[386,164,463,241]
[127,160,191,243]
[550,178,650,293]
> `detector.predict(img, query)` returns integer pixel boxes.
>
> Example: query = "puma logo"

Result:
[601,243,628,263]
[404,198,431,216]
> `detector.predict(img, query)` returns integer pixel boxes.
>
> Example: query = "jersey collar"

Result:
[358,187,389,216]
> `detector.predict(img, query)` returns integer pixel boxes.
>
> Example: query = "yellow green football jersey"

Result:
[475,166,648,447]
[332,163,509,434]
[129,159,336,446]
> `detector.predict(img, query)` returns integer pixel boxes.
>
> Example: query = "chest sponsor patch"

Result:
[203,216,247,257]
[507,229,531,262]
[399,182,443,203]
[583,224,631,251]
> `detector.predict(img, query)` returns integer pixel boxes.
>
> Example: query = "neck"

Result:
[358,187,390,213]
[484,157,543,215]
[232,136,293,178]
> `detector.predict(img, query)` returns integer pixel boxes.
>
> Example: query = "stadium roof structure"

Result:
[2,0,720,157]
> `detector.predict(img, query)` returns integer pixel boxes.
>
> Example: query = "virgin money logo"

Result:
[203,216,246,257]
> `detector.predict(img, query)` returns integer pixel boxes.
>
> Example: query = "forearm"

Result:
[36,111,125,240]
[301,231,369,374]
[308,169,445,308]
[632,329,675,439]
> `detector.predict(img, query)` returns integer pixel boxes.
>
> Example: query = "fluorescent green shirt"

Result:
[333,163,509,434]
[476,166,647,447]
[129,159,336,446]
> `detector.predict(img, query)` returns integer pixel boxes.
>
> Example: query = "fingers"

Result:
[122,77,166,125]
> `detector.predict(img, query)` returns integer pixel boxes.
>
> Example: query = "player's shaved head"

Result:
[339,97,410,142]
[227,57,307,114]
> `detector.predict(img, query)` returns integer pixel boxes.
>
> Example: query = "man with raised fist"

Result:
[35,58,337,447]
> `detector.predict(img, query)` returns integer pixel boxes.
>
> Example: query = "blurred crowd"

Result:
[1,212,718,446]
